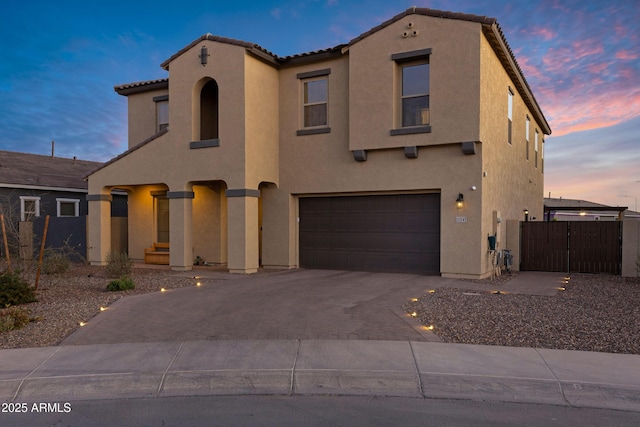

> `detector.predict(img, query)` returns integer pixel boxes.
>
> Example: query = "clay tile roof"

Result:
[347,7,496,46]
[160,34,279,70]
[114,78,169,96]
[114,7,550,134]
[0,150,101,190]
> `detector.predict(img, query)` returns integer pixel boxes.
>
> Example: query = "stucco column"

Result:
[226,189,260,274]
[87,194,112,266]
[168,191,194,271]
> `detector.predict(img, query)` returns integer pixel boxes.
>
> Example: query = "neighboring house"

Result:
[0,150,128,260]
[544,197,638,221]
[87,7,552,278]
[0,150,98,259]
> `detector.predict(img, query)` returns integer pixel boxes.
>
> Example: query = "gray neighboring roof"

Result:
[0,150,100,190]
[544,197,628,212]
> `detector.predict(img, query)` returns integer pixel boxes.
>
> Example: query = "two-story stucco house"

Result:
[87,7,551,278]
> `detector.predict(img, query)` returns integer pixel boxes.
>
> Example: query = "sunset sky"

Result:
[1,0,638,210]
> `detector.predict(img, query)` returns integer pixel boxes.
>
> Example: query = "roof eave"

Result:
[160,33,279,71]
[114,79,169,96]
[483,23,552,135]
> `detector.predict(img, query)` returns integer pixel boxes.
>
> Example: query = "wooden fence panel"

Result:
[569,222,621,274]
[521,221,621,274]
[521,222,568,272]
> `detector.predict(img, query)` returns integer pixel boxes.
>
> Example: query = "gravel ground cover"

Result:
[404,273,640,354]
[0,265,199,349]
[2,265,639,354]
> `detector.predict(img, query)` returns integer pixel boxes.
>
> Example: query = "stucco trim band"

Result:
[297,127,331,136]
[86,194,112,202]
[390,125,431,136]
[391,48,432,62]
[167,191,195,199]
[190,139,220,149]
[225,189,261,198]
[296,68,332,79]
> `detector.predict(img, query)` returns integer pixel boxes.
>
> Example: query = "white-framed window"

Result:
[541,137,545,173]
[20,196,40,222]
[57,198,80,217]
[525,116,530,160]
[302,77,328,128]
[535,129,539,168]
[507,88,514,144]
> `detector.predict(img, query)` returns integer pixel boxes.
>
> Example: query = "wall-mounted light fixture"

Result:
[200,46,209,66]
[456,193,464,209]
[524,208,529,222]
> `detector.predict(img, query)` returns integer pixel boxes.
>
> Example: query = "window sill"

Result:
[190,139,220,149]
[297,127,331,136]
[390,125,431,136]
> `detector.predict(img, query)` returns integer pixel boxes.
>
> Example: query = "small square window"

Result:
[20,196,40,222]
[57,198,79,217]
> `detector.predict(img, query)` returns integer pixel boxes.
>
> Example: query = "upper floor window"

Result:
[57,198,79,217]
[401,63,430,127]
[201,80,219,140]
[535,129,539,168]
[541,137,545,173]
[296,68,331,136]
[507,88,514,144]
[390,48,431,136]
[525,115,530,160]
[156,100,168,132]
[303,78,328,127]
[20,196,40,222]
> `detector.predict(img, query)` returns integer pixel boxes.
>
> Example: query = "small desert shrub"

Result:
[41,248,70,275]
[0,271,37,306]
[106,277,135,292]
[0,306,32,332]
[105,251,133,279]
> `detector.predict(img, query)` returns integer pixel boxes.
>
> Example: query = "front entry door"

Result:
[155,196,170,243]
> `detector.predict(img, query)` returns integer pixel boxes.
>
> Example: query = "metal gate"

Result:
[521,221,622,274]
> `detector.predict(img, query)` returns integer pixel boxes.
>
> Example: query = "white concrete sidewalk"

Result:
[2,340,639,412]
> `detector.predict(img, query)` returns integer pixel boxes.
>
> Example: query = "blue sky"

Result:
[1,0,639,209]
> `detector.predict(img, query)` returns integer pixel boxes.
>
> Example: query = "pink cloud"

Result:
[615,49,639,60]
[529,26,556,41]
[571,39,604,60]
[587,62,608,74]
[545,88,640,136]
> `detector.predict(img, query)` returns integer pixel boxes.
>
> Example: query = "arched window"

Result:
[200,80,219,140]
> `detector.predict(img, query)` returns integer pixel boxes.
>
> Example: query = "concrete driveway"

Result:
[63,269,460,345]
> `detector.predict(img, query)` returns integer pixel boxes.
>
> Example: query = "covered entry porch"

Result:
[87,180,268,273]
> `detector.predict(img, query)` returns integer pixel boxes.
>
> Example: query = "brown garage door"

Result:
[299,194,440,274]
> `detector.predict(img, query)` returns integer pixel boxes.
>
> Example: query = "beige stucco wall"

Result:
[622,220,640,277]
[348,15,481,151]
[192,183,227,265]
[127,88,168,147]
[89,13,550,278]
[478,33,546,274]
[244,54,279,189]
[275,41,485,275]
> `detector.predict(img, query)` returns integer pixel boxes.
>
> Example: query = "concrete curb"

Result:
[2,340,639,412]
